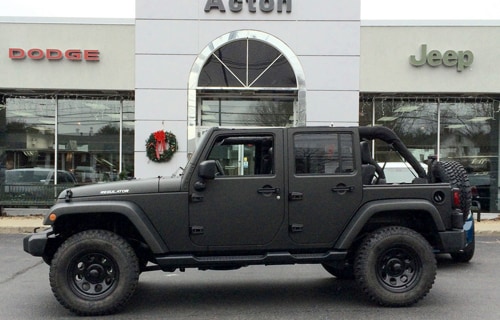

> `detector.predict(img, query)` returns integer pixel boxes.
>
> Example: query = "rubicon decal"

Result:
[8,48,100,61]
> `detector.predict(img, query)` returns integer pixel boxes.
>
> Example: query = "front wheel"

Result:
[354,226,436,307]
[49,230,140,316]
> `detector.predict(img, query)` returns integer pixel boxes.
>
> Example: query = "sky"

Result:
[0,0,498,20]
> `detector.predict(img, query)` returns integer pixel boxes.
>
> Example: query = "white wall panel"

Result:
[307,121,359,127]
[361,26,500,93]
[301,56,360,91]
[136,0,201,20]
[134,150,189,178]
[306,91,359,123]
[136,20,200,54]
[137,19,359,56]
[135,89,187,120]
[196,20,359,56]
[136,55,197,89]
[0,23,134,90]
[134,120,187,153]
[134,119,188,177]
[292,21,360,56]
[137,0,359,21]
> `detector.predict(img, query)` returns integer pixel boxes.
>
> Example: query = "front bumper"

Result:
[23,227,54,257]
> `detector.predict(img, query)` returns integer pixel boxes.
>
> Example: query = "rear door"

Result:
[287,128,363,245]
[188,129,285,248]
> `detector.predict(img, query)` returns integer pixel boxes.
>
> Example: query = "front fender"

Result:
[46,201,168,254]
[335,199,445,250]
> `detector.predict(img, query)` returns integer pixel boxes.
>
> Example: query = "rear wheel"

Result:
[354,226,436,306]
[49,230,139,316]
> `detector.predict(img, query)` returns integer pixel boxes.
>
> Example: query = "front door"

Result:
[287,128,363,245]
[189,129,285,248]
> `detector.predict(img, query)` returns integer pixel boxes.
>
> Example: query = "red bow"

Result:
[153,130,167,160]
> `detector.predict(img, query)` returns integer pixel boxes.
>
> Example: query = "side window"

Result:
[294,133,354,175]
[58,172,70,183]
[207,135,274,176]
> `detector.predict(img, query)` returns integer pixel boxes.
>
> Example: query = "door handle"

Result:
[331,185,355,194]
[257,187,280,195]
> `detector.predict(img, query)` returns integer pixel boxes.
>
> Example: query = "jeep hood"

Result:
[57,176,182,199]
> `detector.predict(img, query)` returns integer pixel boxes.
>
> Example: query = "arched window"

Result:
[198,38,296,88]
[188,30,306,151]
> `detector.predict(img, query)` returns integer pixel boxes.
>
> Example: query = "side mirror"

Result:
[198,160,217,180]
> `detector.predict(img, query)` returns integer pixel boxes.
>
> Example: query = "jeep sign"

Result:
[409,44,473,72]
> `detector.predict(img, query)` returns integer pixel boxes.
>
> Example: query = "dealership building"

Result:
[1,0,499,211]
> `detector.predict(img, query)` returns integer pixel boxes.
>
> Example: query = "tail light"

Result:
[452,188,461,209]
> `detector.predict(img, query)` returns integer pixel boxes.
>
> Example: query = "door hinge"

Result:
[288,192,303,201]
[190,226,204,235]
[191,193,204,202]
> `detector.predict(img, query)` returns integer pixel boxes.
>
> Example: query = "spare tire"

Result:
[429,160,472,220]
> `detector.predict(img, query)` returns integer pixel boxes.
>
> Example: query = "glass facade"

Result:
[360,96,499,212]
[0,93,134,205]
[199,96,295,127]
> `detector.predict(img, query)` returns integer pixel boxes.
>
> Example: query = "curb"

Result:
[0,215,45,234]
[0,226,44,234]
[475,229,500,236]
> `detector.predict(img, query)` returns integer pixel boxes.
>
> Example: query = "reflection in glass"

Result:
[207,135,274,176]
[2,97,56,172]
[200,98,294,127]
[0,94,134,188]
[360,96,499,212]
[58,98,122,183]
[294,133,354,175]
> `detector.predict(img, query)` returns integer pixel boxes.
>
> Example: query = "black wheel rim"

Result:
[68,252,119,299]
[376,246,421,292]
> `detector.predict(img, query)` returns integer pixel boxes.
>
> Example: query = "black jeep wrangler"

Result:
[24,126,474,315]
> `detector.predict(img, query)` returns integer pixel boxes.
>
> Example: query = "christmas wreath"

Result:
[145,130,177,162]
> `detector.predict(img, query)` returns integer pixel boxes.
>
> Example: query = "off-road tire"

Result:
[354,226,436,307]
[429,160,472,219]
[49,230,140,316]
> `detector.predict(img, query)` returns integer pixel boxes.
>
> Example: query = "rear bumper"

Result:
[23,227,54,257]
[438,229,466,253]
[438,209,473,253]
